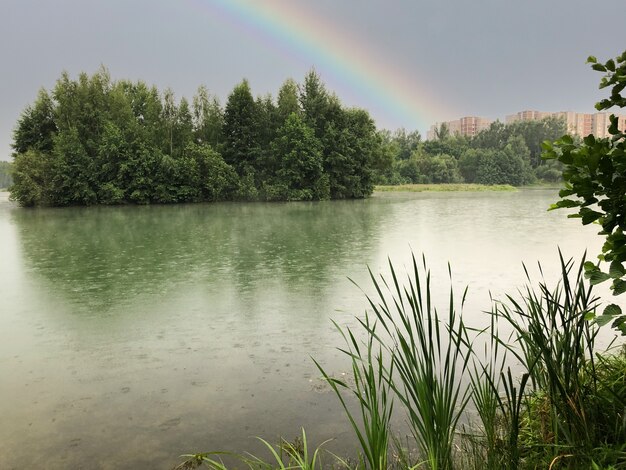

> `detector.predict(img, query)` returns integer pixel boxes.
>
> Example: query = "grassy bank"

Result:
[375,183,516,192]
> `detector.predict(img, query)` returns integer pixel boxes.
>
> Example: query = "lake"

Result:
[0,189,606,469]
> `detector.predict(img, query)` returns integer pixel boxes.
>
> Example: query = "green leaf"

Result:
[587,55,598,64]
[592,63,607,72]
[604,304,622,317]
[550,199,579,210]
[580,208,603,225]
[596,314,614,327]
[614,319,626,336]
[588,270,610,285]
[584,311,596,321]
[609,261,626,279]
[612,279,626,295]
[605,59,616,72]
[584,261,597,272]
[560,135,574,145]
[609,116,619,135]
[583,135,596,146]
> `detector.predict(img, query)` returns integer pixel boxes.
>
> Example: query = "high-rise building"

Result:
[505,110,550,123]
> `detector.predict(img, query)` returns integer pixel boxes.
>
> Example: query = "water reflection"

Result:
[11,200,389,313]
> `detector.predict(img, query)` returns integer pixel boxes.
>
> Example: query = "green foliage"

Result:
[185,144,238,202]
[10,68,378,206]
[473,118,566,168]
[12,88,57,154]
[393,128,422,160]
[277,78,301,122]
[544,51,626,333]
[272,113,327,201]
[371,115,562,187]
[459,147,535,186]
[177,429,329,470]
[9,150,54,206]
[192,85,223,149]
[498,256,601,457]
[222,79,257,176]
[534,159,564,183]
[415,153,462,184]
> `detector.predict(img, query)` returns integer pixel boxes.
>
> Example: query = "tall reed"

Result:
[314,314,394,470]
[328,254,472,469]
[493,253,600,454]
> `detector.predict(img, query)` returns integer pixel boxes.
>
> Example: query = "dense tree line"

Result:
[373,117,567,186]
[0,162,12,189]
[10,68,378,206]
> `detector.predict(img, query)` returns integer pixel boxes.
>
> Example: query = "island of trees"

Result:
[9,68,567,207]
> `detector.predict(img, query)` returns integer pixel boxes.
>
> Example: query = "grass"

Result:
[176,429,329,470]
[374,184,516,192]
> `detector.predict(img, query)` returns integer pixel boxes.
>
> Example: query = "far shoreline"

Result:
[374,183,517,192]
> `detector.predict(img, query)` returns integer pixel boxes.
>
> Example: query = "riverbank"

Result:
[375,183,516,192]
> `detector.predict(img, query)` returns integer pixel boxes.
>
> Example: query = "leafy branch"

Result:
[543,51,626,334]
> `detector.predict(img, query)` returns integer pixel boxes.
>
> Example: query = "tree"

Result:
[222,79,258,176]
[9,150,53,206]
[253,94,279,181]
[416,153,462,184]
[459,147,533,186]
[162,87,177,157]
[192,85,223,149]
[394,128,422,160]
[371,130,399,184]
[272,113,326,201]
[512,116,566,167]
[433,122,450,141]
[277,78,300,123]
[544,51,626,333]
[321,103,376,198]
[50,126,96,205]
[12,88,57,154]
[9,69,376,206]
[186,143,238,201]
[300,69,329,138]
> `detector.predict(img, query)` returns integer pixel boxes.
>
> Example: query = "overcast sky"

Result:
[1,0,625,161]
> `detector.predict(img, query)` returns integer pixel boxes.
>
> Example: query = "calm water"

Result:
[0,190,604,469]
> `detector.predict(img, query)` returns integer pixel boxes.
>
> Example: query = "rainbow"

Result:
[186,0,455,132]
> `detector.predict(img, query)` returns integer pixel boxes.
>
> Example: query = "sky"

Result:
[0,0,625,161]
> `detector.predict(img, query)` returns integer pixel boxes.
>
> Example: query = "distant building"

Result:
[427,116,492,140]
[428,110,626,140]
[505,110,551,123]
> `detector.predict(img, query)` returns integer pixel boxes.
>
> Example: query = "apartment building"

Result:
[505,110,551,123]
